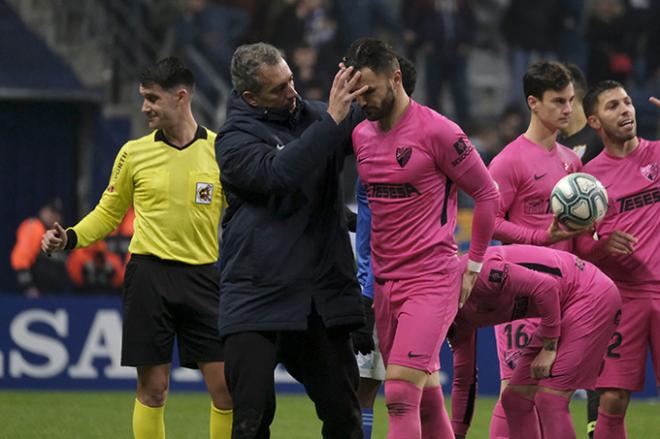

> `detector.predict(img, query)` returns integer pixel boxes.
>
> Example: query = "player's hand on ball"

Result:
[546,216,593,244]
[602,230,638,255]
[459,268,478,309]
[41,222,68,254]
[531,340,558,379]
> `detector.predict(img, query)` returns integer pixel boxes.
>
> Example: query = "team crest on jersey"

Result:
[396,147,412,167]
[640,163,658,182]
[572,144,586,159]
[196,182,213,204]
[488,269,504,284]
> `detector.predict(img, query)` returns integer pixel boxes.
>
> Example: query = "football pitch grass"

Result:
[1,391,657,438]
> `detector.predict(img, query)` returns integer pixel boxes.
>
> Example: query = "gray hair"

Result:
[231,43,284,94]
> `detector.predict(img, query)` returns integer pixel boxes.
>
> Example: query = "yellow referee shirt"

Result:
[71,126,223,265]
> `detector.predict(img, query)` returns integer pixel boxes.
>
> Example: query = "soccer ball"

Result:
[550,173,608,229]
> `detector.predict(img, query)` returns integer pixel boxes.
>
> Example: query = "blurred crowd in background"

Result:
[139,0,660,163]
[6,0,660,296]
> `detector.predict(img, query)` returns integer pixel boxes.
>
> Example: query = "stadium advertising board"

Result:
[0,297,656,397]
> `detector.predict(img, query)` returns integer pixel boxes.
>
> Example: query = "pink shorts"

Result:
[510,278,621,391]
[596,293,660,391]
[374,270,461,373]
[494,318,541,380]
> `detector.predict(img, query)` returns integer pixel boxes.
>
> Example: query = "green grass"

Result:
[0,391,657,438]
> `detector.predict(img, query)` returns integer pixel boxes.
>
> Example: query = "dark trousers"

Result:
[224,311,362,439]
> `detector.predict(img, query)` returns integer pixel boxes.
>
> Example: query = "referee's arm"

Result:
[66,144,134,249]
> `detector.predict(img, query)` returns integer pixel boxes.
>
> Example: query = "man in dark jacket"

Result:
[216,42,367,439]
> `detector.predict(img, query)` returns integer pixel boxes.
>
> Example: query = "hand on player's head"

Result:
[327,66,367,124]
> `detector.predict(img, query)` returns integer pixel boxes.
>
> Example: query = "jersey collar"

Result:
[155,125,207,150]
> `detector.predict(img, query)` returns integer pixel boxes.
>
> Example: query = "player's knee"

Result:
[534,391,569,416]
[137,384,169,407]
[599,389,630,415]
[208,377,232,409]
[384,380,420,417]
[211,388,233,411]
[500,387,535,416]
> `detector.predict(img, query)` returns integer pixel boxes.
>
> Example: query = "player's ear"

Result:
[527,95,538,111]
[175,87,189,104]
[392,69,402,87]
[586,114,601,130]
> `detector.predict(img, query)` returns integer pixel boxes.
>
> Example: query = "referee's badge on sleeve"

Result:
[196,182,214,205]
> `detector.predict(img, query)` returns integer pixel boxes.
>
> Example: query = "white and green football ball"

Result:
[550,173,608,229]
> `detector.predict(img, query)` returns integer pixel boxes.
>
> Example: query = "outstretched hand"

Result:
[650,96,660,108]
[601,230,638,255]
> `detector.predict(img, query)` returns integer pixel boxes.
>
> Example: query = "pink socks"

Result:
[500,388,541,439]
[420,386,453,439]
[489,399,509,439]
[535,391,576,439]
[594,409,627,439]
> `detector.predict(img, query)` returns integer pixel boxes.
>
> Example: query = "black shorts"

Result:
[121,254,224,368]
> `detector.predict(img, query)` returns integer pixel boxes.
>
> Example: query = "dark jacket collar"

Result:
[222,91,304,131]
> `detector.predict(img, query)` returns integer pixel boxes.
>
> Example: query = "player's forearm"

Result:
[467,195,498,263]
[493,217,551,246]
[573,233,608,263]
[457,166,499,262]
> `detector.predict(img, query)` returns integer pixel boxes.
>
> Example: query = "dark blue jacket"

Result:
[215,92,364,336]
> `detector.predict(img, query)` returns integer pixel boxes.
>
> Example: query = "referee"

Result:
[41,57,232,439]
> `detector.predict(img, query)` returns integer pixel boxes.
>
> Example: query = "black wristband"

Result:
[65,229,78,250]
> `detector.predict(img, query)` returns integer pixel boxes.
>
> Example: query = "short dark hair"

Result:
[231,42,284,94]
[139,57,195,91]
[523,61,572,102]
[344,38,400,75]
[397,55,417,95]
[583,80,625,118]
[564,62,587,100]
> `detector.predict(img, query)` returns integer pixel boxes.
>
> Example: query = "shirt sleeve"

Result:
[573,232,608,263]
[489,155,550,245]
[450,320,478,437]
[497,260,562,339]
[454,161,499,263]
[432,127,499,263]
[355,177,374,299]
[70,144,134,248]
